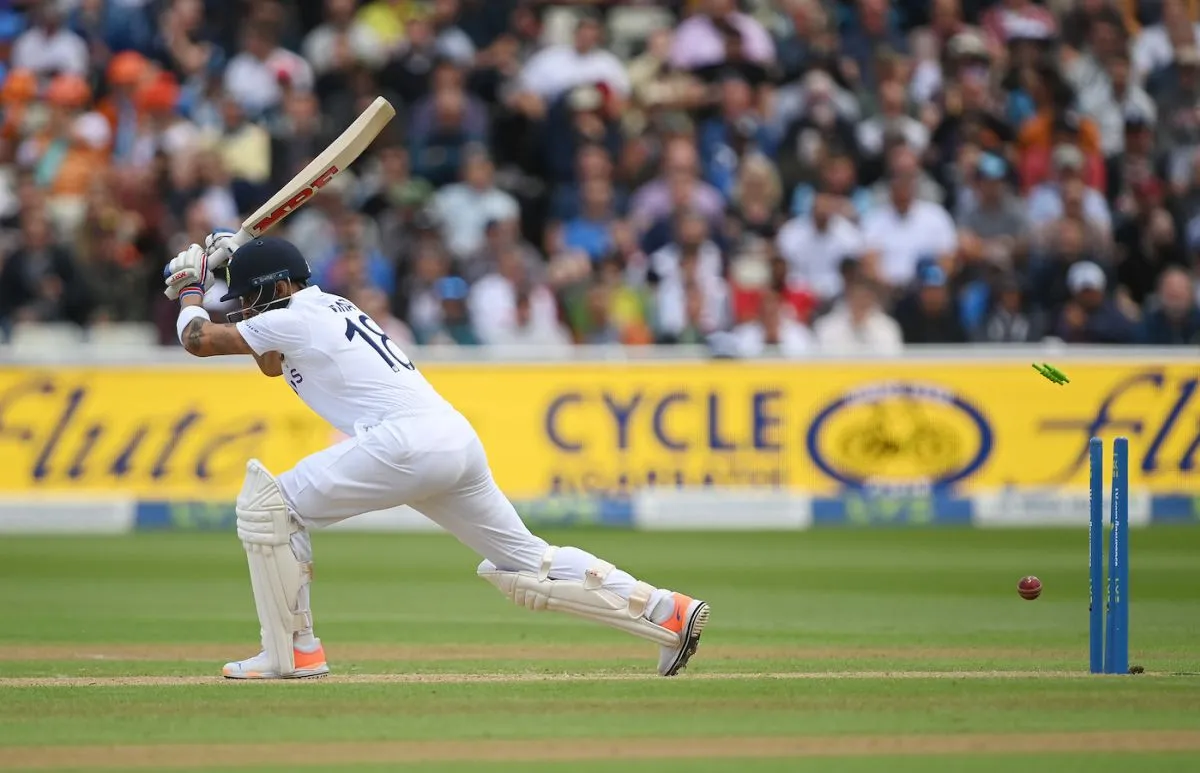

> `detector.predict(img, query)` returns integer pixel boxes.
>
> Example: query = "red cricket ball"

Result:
[1018,575,1043,600]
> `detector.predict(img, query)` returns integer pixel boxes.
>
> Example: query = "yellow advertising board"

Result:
[0,360,1197,498]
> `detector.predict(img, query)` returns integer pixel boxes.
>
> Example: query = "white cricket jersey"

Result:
[236,286,450,435]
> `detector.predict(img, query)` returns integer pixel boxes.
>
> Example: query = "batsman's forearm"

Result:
[176,303,254,357]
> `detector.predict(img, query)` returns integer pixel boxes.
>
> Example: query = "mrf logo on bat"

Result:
[251,165,340,233]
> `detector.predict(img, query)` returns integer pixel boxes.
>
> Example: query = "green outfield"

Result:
[0,528,1198,772]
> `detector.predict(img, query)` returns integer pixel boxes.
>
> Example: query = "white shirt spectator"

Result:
[731,319,813,358]
[519,44,631,101]
[224,48,314,116]
[856,116,930,158]
[654,269,729,338]
[11,25,88,76]
[487,318,574,349]
[302,21,386,74]
[646,241,724,284]
[1026,184,1112,231]
[1133,23,1200,79]
[862,201,958,286]
[775,213,863,298]
[432,184,520,258]
[467,276,559,345]
[813,302,904,354]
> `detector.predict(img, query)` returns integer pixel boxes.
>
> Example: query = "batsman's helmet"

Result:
[220,237,312,321]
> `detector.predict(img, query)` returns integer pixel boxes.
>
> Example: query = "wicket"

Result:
[1088,436,1130,675]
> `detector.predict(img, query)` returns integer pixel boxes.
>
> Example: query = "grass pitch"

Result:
[0,528,1198,771]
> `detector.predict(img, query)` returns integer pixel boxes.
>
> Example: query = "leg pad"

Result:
[478,548,678,647]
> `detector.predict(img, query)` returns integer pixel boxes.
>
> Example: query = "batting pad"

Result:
[235,459,312,675]
[478,548,679,647]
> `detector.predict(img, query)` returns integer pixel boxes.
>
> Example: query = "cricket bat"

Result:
[209,96,396,270]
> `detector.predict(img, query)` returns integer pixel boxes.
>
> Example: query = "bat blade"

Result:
[213,96,396,268]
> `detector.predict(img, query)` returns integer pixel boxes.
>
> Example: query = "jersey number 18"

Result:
[345,314,415,372]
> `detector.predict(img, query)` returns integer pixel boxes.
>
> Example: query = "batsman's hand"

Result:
[204,228,239,271]
[163,243,211,300]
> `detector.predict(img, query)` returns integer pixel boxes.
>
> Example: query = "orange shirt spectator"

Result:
[1018,111,1105,192]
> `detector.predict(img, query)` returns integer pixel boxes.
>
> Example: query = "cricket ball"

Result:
[1018,576,1042,600]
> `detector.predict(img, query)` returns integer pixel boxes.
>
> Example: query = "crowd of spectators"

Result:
[2,0,1200,354]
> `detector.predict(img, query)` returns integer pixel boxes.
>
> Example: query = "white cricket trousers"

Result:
[275,408,659,604]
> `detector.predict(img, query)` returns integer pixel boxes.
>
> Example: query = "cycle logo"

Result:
[805,382,993,491]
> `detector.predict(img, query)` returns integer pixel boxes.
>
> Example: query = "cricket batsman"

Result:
[163,234,710,679]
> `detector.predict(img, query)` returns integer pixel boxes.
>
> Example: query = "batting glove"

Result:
[163,243,211,300]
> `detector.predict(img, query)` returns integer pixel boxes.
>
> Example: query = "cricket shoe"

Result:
[656,593,710,676]
[222,640,329,679]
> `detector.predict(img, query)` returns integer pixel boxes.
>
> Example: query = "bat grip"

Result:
[207,228,253,270]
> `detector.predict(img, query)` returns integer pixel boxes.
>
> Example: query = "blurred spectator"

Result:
[669,0,777,77]
[469,244,559,345]
[487,286,573,348]
[380,16,441,105]
[1026,145,1112,231]
[516,11,629,105]
[698,74,777,199]
[981,0,1057,47]
[652,229,730,345]
[0,212,92,333]
[777,185,863,301]
[1112,111,1159,216]
[1132,0,1200,82]
[410,87,488,187]
[773,0,830,82]
[559,178,618,263]
[787,150,871,220]
[959,154,1027,266]
[223,23,313,118]
[542,83,621,186]
[316,214,395,298]
[11,4,87,77]
[1070,46,1154,161]
[426,275,480,345]
[813,277,903,353]
[641,207,724,337]
[726,153,784,243]
[548,142,622,224]
[155,0,224,84]
[431,146,518,257]
[975,273,1046,343]
[857,79,929,165]
[1139,267,1200,344]
[409,58,488,145]
[731,288,813,358]
[1054,260,1137,343]
[862,150,958,287]
[1031,217,1107,314]
[271,91,329,190]
[304,0,387,78]
[894,262,968,344]
[1114,177,1184,306]
[1154,47,1200,187]
[867,144,945,211]
[730,251,817,327]
[840,0,909,92]
[400,239,453,343]
[630,136,726,232]
[209,96,272,212]
[1019,109,1106,193]
[356,0,424,54]
[97,51,149,166]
